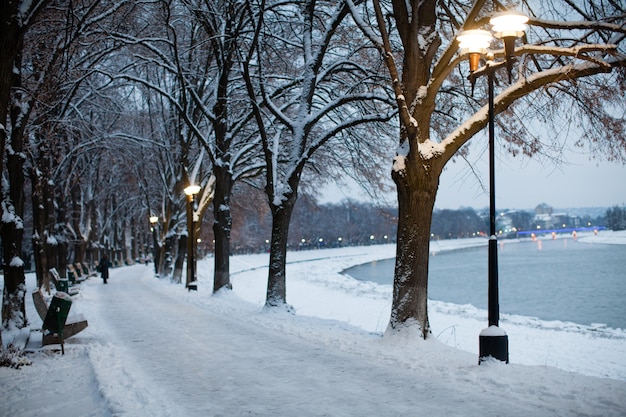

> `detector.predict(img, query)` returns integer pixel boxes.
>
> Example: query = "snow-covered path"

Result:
[85,267,531,416]
[62,264,624,416]
[2,238,626,417]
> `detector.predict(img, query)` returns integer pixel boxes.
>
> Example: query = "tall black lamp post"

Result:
[149,215,159,277]
[184,184,201,291]
[457,10,528,364]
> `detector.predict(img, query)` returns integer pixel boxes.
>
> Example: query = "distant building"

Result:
[535,203,553,216]
[532,203,574,231]
[534,204,555,230]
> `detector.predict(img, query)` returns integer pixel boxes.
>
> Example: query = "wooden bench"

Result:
[67,264,87,284]
[32,289,88,346]
[80,262,98,277]
[49,268,79,296]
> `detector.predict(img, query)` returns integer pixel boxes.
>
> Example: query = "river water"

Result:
[344,239,626,330]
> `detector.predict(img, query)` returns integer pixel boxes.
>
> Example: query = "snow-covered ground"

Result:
[1,231,625,416]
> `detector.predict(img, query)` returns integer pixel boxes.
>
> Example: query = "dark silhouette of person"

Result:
[100,254,110,284]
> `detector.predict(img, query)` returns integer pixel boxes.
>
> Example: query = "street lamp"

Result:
[149,215,159,277]
[457,10,528,364]
[184,184,201,291]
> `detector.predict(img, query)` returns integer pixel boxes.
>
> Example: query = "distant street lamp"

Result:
[149,215,159,277]
[457,10,528,364]
[184,184,201,291]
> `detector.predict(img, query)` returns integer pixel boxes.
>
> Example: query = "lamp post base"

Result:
[479,326,509,364]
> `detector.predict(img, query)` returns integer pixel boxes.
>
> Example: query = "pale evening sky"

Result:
[321,146,626,211]
[437,149,626,210]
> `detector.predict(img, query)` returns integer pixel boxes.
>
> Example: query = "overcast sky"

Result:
[437,149,625,210]
[321,146,625,211]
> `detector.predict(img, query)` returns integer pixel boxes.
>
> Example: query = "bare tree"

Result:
[243,0,396,309]
[104,0,258,288]
[178,0,263,292]
[347,0,626,337]
[21,0,158,285]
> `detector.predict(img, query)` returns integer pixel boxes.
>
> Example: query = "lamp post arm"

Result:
[467,60,507,85]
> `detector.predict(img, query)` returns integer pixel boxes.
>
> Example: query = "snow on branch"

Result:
[195,175,216,217]
[514,44,619,68]
[345,0,384,49]
[530,17,626,35]
[17,0,54,28]
[307,108,397,156]
[231,141,265,182]
[1,199,24,230]
[304,92,395,130]
[439,59,618,162]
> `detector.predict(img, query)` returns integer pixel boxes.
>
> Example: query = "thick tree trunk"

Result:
[161,235,174,278]
[265,196,296,309]
[1,39,27,330]
[55,194,68,278]
[153,231,161,276]
[1,230,27,328]
[2,117,27,321]
[173,234,186,284]
[71,186,86,262]
[157,238,167,277]
[56,239,68,278]
[30,168,61,291]
[212,165,233,292]
[389,154,441,339]
[31,168,47,289]
[0,1,21,178]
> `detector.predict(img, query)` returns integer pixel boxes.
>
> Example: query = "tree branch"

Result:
[441,60,617,161]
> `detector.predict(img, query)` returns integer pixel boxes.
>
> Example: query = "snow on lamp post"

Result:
[184,184,201,291]
[149,215,159,277]
[457,10,528,365]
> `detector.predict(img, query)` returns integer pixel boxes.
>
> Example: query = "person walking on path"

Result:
[99,254,110,284]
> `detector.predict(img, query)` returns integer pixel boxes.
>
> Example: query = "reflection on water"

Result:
[344,239,626,329]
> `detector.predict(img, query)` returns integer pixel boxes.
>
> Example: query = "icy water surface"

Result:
[345,239,626,330]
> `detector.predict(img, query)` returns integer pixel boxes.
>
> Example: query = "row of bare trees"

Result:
[0,0,393,338]
[0,0,213,338]
[2,0,625,347]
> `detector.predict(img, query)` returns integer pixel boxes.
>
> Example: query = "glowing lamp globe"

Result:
[490,12,529,39]
[184,184,201,196]
[457,29,493,72]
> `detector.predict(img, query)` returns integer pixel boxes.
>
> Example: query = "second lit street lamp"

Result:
[457,10,529,364]
[184,184,201,291]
